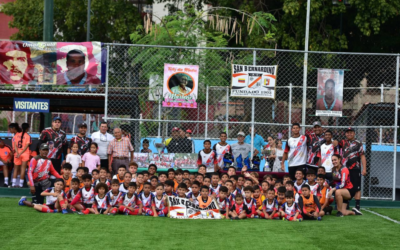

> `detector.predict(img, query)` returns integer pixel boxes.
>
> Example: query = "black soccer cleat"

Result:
[336,211,343,217]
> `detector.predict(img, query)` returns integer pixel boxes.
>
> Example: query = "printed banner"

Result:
[168,196,222,219]
[231,64,278,99]
[151,153,175,169]
[316,69,344,117]
[162,64,199,108]
[13,98,49,113]
[0,40,103,87]
[173,153,197,169]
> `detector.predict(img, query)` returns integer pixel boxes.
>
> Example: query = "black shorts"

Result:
[349,168,361,191]
[343,188,357,203]
[98,208,107,214]
[83,203,93,209]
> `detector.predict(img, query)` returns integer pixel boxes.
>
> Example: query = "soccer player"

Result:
[93,183,110,214]
[293,169,305,194]
[281,123,308,180]
[317,130,336,182]
[158,172,167,185]
[305,169,318,194]
[217,186,230,219]
[210,173,221,197]
[177,183,188,198]
[261,188,280,219]
[152,183,168,217]
[229,193,249,220]
[198,165,207,176]
[198,185,213,209]
[119,182,142,216]
[213,132,233,171]
[277,186,287,206]
[67,178,80,204]
[68,123,92,156]
[76,167,86,188]
[136,173,144,193]
[197,140,218,175]
[62,163,73,193]
[106,179,124,215]
[150,176,158,194]
[164,180,177,197]
[203,176,211,187]
[334,127,366,212]
[316,174,333,215]
[196,173,204,186]
[243,186,257,218]
[128,162,138,182]
[92,169,100,183]
[139,182,155,216]
[305,121,325,173]
[187,180,201,205]
[298,184,324,220]
[27,143,62,204]
[70,174,96,214]
[227,166,236,177]
[328,154,362,217]
[12,123,31,188]
[119,172,132,193]
[221,173,229,185]
[167,168,178,191]
[112,165,127,184]
[0,138,13,187]
[93,167,111,189]
[148,164,157,178]
[279,191,302,221]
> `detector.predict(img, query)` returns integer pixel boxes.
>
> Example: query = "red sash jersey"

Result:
[153,196,166,211]
[139,192,155,208]
[28,156,61,185]
[71,187,96,205]
[337,139,364,169]
[44,188,67,206]
[230,203,250,215]
[106,190,124,207]
[216,197,230,214]
[93,194,110,210]
[243,197,257,215]
[210,184,221,196]
[336,166,353,190]
[69,135,92,156]
[306,133,325,167]
[262,198,279,213]
[67,189,79,201]
[279,202,301,217]
[122,193,141,208]
[93,179,111,189]
[39,127,67,160]
[197,149,217,172]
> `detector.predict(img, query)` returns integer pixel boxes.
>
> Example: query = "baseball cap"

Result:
[40,143,49,150]
[172,127,180,132]
[345,127,355,132]
[237,131,245,136]
[53,117,61,122]
[313,121,322,127]
[186,129,192,134]
[78,122,87,128]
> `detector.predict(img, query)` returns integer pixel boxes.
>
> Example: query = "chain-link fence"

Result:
[103,44,399,200]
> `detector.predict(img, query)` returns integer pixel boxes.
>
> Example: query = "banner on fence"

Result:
[162,64,199,108]
[13,98,49,113]
[0,40,103,86]
[316,69,344,117]
[168,196,222,219]
[230,64,277,99]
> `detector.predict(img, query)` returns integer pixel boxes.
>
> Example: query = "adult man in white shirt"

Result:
[91,122,114,169]
[317,130,336,182]
[281,123,308,180]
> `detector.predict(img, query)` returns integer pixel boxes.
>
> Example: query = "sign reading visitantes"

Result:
[13,98,49,113]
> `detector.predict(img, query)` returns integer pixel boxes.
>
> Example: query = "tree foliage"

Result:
[2,0,142,42]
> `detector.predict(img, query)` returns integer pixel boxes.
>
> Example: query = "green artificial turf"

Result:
[368,208,400,222]
[1,198,400,250]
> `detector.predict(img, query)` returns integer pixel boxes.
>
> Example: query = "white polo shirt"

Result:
[91,131,114,159]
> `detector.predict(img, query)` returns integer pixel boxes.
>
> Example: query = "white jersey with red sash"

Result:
[210,184,221,196]
[67,189,78,200]
[122,193,140,208]
[217,197,230,213]
[44,188,66,206]
[263,198,278,213]
[139,192,154,208]
[186,192,200,205]
[213,143,232,168]
[81,187,95,204]
[319,143,336,172]
[107,190,124,206]
[197,150,217,173]
[94,194,109,209]
[294,180,305,194]
[244,197,257,211]
[285,135,307,167]
[154,196,167,211]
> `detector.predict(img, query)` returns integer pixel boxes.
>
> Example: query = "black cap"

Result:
[53,117,61,122]
[345,127,355,132]
[40,143,49,150]
[78,123,87,128]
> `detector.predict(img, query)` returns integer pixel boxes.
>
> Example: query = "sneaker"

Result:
[145,211,152,216]
[62,209,68,214]
[352,208,363,215]
[336,211,344,217]
[53,209,58,213]
[254,215,259,219]
[18,196,27,206]
[158,214,165,217]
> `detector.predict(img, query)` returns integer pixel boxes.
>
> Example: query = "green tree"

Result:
[2,0,142,42]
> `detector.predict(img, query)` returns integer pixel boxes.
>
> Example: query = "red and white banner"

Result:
[167,196,222,219]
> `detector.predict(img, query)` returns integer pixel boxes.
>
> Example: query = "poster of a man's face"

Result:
[316,69,344,117]
[0,41,34,84]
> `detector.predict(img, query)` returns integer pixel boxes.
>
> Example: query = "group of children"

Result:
[19,160,347,221]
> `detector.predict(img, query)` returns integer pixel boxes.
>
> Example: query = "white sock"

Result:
[19,179,24,187]
[4,177,9,185]
[12,178,17,186]
[16,175,20,183]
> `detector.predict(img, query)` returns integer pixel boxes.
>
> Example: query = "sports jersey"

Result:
[262,198,278,214]
[67,189,79,201]
[294,180,305,194]
[337,139,364,169]
[318,143,336,172]
[228,193,236,208]
[71,187,95,205]
[316,185,329,205]
[153,196,167,211]
[213,143,232,168]
[119,183,129,193]
[63,176,72,193]
[186,192,200,205]
[44,188,67,206]
[107,190,124,207]
[39,127,67,159]
[197,196,212,208]
[69,135,92,156]
[336,166,353,190]
[230,142,251,168]
[197,149,217,173]
[306,181,319,195]
[139,192,155,208]
[243,198,257,214]
[279,202,300,217]
[0,146,12,162]
[28,156,61,185]
[210,184,221,196]
[93,179,111,189]
[232,188,242,196]
[306,132,324,167]
[230,203,250,214]
[298,194,321,214]
[122,193,141,208]
[284,135,307,167]
[12,132,31,153]
[93,194,109,209]
[216,197,230,213]
[112,175,124,184]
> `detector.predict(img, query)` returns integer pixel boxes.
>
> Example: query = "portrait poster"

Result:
[162,64,199,108]
[231,64,277,99]
[0,40,103,89]
[167,196,222,219]
[316,69,344,117]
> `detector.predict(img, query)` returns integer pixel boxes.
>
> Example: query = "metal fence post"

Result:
[158,97,161,138]
[205,85,209,139]
[288,83,292,138]
[301,0,311,134]
[103,46,110,122]
[225,87,229,137]
[380,84,384,144]
[250,50,256,161]
[393,55,399,201]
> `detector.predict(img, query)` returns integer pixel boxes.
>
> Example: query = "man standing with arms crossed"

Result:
[334,127,366,214]
[91,122,114,169]
[281,123,308,180]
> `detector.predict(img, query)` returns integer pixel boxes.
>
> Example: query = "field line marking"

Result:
[363,208,400,225]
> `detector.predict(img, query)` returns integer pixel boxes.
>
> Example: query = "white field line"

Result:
[363,208,400,225]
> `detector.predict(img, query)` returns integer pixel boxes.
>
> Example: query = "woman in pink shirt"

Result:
[82,143,101,173]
